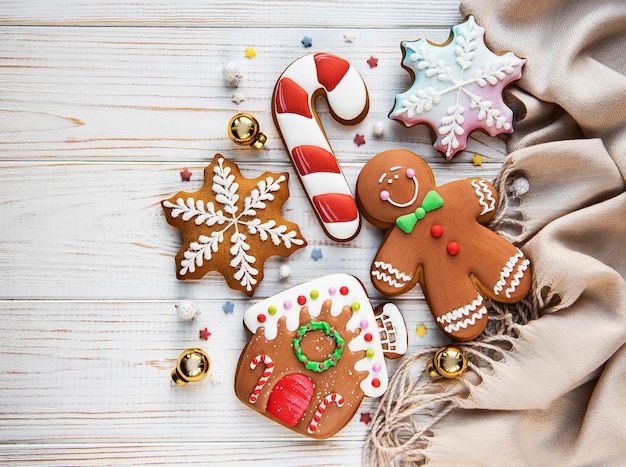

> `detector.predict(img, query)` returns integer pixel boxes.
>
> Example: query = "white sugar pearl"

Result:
[279,264,291,280]
[372,121,385,137]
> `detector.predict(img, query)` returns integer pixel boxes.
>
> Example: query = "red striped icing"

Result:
[313,193,358,223]
[291,146,341,176]
[314,53,350,92]
[274,77,312,118]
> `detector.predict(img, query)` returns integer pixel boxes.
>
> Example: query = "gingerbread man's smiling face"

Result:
[356,149,436,227]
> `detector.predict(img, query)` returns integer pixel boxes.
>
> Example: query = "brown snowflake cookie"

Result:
[235,274,407,439]
[356,149,532,341]
[161,154,307,296]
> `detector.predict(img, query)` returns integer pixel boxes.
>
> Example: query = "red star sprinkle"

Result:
[366,56,378,68]
[199,327,212,340]
[180,168,192,181]
[353,134,366,146]
[360,412,372,425]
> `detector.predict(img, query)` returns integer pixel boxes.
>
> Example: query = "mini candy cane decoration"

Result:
[272,53,369,242]
[307,392,345,434]
[249,354,274,403]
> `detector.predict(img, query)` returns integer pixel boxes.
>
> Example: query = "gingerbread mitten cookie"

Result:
[235,274,407,439]
[356,149,531,340]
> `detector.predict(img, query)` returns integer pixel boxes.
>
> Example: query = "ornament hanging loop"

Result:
[228,113,269,151]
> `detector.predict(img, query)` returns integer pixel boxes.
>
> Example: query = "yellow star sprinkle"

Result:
[415,323,428,337]
[244,47,257,59]
[472,153,484,166]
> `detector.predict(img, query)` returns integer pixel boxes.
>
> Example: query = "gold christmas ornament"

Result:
[227,113,268,150]
[426,345,468,379]
[171,348,211,386]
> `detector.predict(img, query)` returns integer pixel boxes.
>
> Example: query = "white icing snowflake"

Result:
[162,156,306,295]
[390,15,526,160]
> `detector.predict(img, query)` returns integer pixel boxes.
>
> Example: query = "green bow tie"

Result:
[395,190,444,233]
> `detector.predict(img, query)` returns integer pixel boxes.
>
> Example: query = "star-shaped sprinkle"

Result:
[199,327,212,340]
[389,15,526,160]
[180,168,192,181]
[222,301,235,314]
[344,32,357,43]
[416,323,428,337]
[301,36,313,48]
[162,155,306,296]
[244,47,257,59]
[231,92,245,104]
[209,372,222,385]
[360,412,372,425]
[472,153,484,166]
[353,134,366,146]
[366,56,378,68]
[311,247,323,261]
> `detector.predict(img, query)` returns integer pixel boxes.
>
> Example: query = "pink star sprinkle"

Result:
[199,327,212,340]
[366,56,378,68]
[353,134,366,146]
[360,412,372,425]
[180,168,192,181]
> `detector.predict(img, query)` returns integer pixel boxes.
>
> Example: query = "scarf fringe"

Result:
[364,162,542,466]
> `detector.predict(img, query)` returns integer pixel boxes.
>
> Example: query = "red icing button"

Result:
[371,378,381,388]
[339,286,349,295]
[257,314,267,323]
[431,224,444,238]
[447,242,460,255]
[297,295,307,306]
[364,333,373,342]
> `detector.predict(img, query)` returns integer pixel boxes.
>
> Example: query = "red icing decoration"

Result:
[274,77,313,118]
[371,378,381,388]
[312,193,358,223]
[364,333,373,342]
[447,242,460,255]
[257,314,267,323]
[431,224,444,238]
[314,53,350,92]
[266,374,315,427]
[297,295,307,306]
[339,286,349,295]
[291,146,341,176]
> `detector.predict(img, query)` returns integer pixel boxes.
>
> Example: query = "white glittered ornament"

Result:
[175,300,201,320]
[279,264,291,280]
[372,121,385,137]
[510,177,530,198]
[222,60,243,87]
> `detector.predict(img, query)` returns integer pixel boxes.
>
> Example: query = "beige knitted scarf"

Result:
[365,1,626,465]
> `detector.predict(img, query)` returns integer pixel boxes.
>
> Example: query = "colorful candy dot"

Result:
[406,168,415,178]
[351,302,360,312]
[364,333,373,342]
[310,290,319,300]
[380,190,390,201]
[447,242,460,256]
[284,300,293,310]
[372,363,382,372]
[297,295,307,306]
[359,319,369,329]
[366,349,375,358]
[431,224,444,238]
[328,287,336,295]
[371,378,381,388]
[257,314,267,323]
[340,286,349,296]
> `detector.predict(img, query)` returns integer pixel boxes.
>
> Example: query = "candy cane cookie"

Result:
[272,53,369,242]
[248,354,274,403]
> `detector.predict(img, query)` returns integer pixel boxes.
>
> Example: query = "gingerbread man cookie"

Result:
[235,274,407,439]
[356,149,531,341]
[161,154,306,296]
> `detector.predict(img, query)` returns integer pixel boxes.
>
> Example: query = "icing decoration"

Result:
[307,393,345,434]
[161,155,306,296]
[356,149,532,341]
[235,274,408,439]
[244,47,257,59]
[292,321,345,373]
[395,190,444,233]
[389,15,526,160]
[249,354,275,403]
[272,53,369,242]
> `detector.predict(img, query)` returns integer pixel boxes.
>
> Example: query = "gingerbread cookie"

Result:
[389,15,526,161]
[356,149,531,341]
[235,274,407,439]
[161,154,306,296]
[272,53,369,242]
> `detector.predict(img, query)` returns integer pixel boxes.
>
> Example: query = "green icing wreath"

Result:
[292,321,344,372]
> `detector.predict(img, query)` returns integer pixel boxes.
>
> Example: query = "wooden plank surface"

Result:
[0,1,510,464]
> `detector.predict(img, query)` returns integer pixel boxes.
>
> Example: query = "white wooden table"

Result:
[0,1,509,464]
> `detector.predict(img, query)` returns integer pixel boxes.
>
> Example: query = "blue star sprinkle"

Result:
[311,248,323,261]
[301,36,313,48]
[222,301,235,314]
